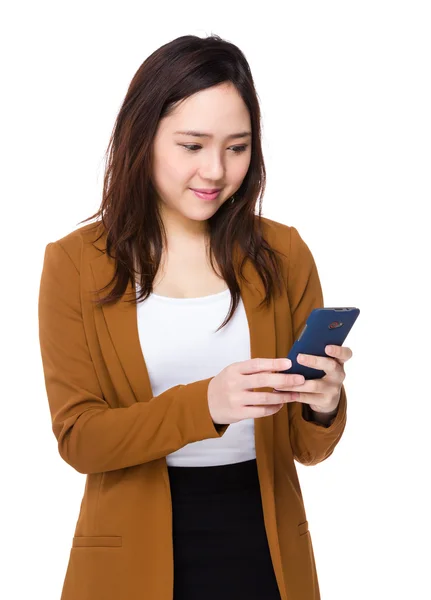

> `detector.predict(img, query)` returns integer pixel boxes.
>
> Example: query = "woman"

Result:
[38,34,351,600]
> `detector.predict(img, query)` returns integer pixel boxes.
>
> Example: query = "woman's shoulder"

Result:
[259,215,298,252]
[260,215,291,237]
[259,216,315,271]
[46,220,106,268]
[55,219,105,245]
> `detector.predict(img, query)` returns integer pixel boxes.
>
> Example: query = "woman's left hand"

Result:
[274,345,353,414]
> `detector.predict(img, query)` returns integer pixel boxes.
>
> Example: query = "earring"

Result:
[230,195,236,204]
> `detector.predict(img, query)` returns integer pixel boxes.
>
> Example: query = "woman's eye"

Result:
[181,144,248,154]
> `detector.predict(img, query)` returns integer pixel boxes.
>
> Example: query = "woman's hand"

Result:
[274,344,353,414]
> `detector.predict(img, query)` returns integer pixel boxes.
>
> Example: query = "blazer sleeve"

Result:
[38,241,229,475]
[286,226,347,466]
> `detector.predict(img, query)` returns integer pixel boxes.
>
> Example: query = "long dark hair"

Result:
[80,34,286,332]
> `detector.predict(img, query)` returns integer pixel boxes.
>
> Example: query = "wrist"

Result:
[307,403,339,426]
[310,404,339,416]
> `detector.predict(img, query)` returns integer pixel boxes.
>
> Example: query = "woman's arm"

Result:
[38,242,228,475]
[285,226,348,466]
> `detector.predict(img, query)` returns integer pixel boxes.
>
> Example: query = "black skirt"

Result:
[167,458,282,600]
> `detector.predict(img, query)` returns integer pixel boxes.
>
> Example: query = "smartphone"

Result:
[279,307,360,380]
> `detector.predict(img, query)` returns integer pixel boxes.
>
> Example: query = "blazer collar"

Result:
[89,223,277,389]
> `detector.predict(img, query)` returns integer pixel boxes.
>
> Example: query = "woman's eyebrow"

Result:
[174,130,251,140]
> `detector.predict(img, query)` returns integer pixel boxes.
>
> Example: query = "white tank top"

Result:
[135,285,256,466]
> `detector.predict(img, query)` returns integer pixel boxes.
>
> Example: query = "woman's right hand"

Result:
[207,358,305,425]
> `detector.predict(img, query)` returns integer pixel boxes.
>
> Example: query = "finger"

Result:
[253,372,305,391]
[289,391,325,404]
[297,352,338,373]
[274,378,322,394]
[239,357,292,375]
[243,390,294,405]
[276,365,344,390]
[325,345,353,364]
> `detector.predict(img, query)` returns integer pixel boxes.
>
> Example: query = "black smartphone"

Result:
[279,307,360,380]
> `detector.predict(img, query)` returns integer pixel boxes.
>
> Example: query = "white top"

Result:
[135,285,256,466]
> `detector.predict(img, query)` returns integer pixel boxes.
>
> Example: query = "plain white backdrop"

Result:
[1,1,430,598]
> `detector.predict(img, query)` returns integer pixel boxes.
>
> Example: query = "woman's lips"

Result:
[190,189,221,201]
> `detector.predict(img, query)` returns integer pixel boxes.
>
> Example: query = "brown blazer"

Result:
[38,216,347,600]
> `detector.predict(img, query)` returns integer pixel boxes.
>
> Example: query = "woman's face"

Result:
[151,82,252,237]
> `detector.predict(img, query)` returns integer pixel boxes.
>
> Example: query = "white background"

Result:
[1,1,430,598]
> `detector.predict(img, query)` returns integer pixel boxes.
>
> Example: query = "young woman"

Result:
[38,34,351,600]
